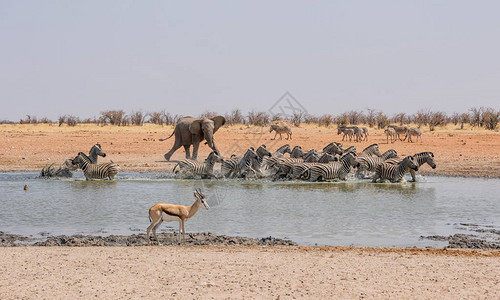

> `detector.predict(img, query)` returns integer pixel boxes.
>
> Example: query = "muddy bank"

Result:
[422,234,500,249]
[1,232,296,247]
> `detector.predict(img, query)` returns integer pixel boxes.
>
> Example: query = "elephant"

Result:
[160,116,226,161]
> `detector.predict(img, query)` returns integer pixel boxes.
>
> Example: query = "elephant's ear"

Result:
[189,119,203,136]
[211,116,226,133]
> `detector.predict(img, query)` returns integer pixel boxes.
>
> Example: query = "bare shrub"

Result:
[413,109,432,127]
[289,112,305,127]
[20,115,38,124]
[335,113,349,127]
[482,108,499,130]
[469,107,484,128]
[130,111,147,126]
[318,114,334,127]
[365,109,377,128]
[149,111,164,125]
[346,110,362,125]
[163,112,181,125]
[224,109,245,125]
[428,111,447,131]
[200,111,219,119]
[376,112,390,129]
[100,110,126,126]
[391,113,407,126]
[247,111,270,126]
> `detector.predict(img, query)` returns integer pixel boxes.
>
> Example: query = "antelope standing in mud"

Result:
[146,188,209,245]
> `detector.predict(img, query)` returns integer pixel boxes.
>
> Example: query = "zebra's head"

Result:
[91,144,106,158]
[71,152,86,166]
[205,151,223,163]
[256,144,271,158]
[290,146,304,158]
[419,152,436,169]
[404,156,419,171]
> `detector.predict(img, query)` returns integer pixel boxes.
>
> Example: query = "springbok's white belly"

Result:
[161,212,181,223]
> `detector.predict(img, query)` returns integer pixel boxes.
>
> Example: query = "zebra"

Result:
[342,145,357,155]
[372,156,418,183]
[405,127,423,143]
[270,157,305,180]
[355,149,398,178]
[304,149,320,162]
[222,147,260,178]
[270,123,292,140]
[359,127,369,141]
[272,144,292,157]
[307,152,360,182]
[384,128,397,144]
[289,152,338,180]
[384,152,436,182]
[322,142,343,155]
[290,145,305,158]
[173,151,223,179]
[388,125,408,141]
[337,127,355,142]
[71,152,119,180]
[358,144,382,157]
[250,144,272,178]
[88,143,106,164]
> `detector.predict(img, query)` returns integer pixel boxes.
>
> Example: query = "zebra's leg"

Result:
[410,169,417,182]
[272,132,277,140]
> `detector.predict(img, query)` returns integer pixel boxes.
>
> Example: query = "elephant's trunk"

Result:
[205,134,220,155]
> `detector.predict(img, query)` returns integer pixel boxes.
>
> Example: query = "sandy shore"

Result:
[1,246,499,299]
[1,123,499,177]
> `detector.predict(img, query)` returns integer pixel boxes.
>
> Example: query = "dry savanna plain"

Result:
[1,123,500,299]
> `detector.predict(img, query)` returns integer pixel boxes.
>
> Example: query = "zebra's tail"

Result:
[159,129,175,141]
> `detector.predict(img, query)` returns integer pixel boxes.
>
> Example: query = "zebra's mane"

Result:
[414,152,434,157]
[275,144,290,152]
[362,144,378,152]
[78,152,92,162]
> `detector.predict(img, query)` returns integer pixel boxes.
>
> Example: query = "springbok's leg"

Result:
[178,221,182,244]
[150,219,163,245]
[181,220,186,244]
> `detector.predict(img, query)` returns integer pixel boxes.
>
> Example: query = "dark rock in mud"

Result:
[422,234,500,249]
[4,232,296,247]
[0,232,34,247]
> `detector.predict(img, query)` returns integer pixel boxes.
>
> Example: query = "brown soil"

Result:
[1,123,499,177]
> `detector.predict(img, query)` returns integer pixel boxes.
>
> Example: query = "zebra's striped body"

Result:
[270,124,292,140]
[356,149,398,178]
[384,128,396,144]
[174,151,223,178]
[222,148,259,178]
[289,153,338,180]
[384,152,436,181]
[271,157,305,179]
[388,125,408,141]
[307,153,360,182]
[405,127,423,143]
[250,145,272,177]
[337,127,355,142]
[358,144,382,158]
[372,156,418,183]
[72,152,119,180]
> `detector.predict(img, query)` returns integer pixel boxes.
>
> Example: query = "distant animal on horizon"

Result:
[146,188,209,245]
[160,116,226,161]
[270,123,292,140]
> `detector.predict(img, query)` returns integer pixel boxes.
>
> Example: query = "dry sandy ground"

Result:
[1,123,499,177]
[1,123,500,299]
[0,246,499,299]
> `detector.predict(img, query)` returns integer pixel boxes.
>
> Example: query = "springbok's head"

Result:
[194,188,209,209]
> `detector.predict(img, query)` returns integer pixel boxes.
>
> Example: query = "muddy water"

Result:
[1,173,498,247]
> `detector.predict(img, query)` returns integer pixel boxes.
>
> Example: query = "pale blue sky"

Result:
[1,1,499,121]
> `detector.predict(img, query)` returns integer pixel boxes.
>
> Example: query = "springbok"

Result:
[146,188,209,245]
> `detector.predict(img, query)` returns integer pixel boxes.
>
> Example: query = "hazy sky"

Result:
[1,1,499,121]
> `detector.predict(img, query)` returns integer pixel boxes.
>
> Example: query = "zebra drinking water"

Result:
[71,152,119,180]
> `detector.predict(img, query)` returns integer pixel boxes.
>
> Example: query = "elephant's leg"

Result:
[164,144,182,161]
[183,145,191,159]
[191,142,200,160]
